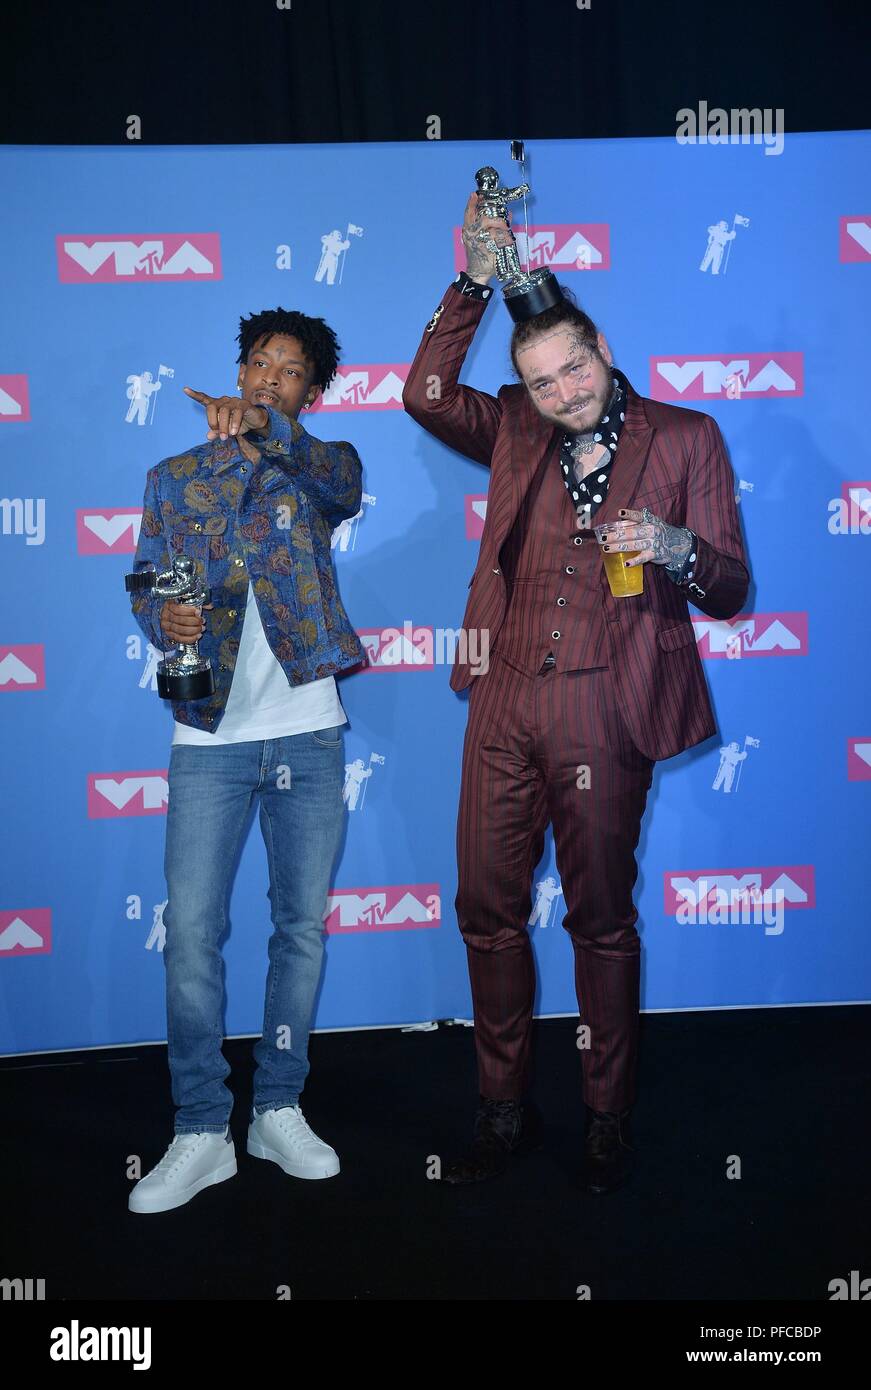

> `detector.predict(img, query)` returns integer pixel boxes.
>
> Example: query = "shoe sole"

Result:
[247,1135,340,1180]
[128,1154,237,1214]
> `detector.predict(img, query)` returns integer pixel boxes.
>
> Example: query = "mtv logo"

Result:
[0,645,46,691]
[839,216,871,262]
[357,625,436,670]
[76,508,143,554]
[314,364,408,411]
[0,909,52,957]
[452,223,610,272]
[0,375,30,422]
[465,495,488,539]
[323,883,441,933]
[87,771,169,818]
[847,739,871,781]
[842,482,871,530]
[664,866,815,914]
[56,234,222,283]
[692,612,808,658]
[649,353,804,401]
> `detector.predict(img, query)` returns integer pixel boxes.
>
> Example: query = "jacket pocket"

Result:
[657,622,697,651]
[633,483,683,511]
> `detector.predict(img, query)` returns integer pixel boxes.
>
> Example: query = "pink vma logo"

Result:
[0,645,45,691]
[0,909,52,957]
[357,626,436,670]
[87,771,169,818]
[0,375,30,422]
[465,495,488,539]
[77,509,143,555]
[56,234,222,283]
[311,364,407,411]
[839,217,871,262]
[664,867,815,914]
[323,885,441,933]
[650,353,803,400]
[848,739,871,781]
[453,223,610,272]
[692,612,808,658]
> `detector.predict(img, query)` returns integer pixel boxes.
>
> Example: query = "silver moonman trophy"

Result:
[474,139,563,322]
[125,555,215,701]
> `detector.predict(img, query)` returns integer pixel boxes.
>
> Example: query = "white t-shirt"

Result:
[172,581,347,746]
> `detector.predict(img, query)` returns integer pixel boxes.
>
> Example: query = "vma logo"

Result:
[840,217,871,262]
[453,223,610,272]
[465,495,488,540]
[693,613,808,658]
[323,885,441,933]
[0,645,45,691]
[77,509,143,555]
[0,910,52,957]
[312,364,407,412]
[87,772,169,818]
[357,625,436,670]
[665,867,815,914]
[650,353,803,400]
[0,375,30,422]
[848,739,871,781]
[56,234,222,283]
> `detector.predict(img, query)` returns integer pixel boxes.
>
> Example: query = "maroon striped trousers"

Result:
[455,653,654,1113]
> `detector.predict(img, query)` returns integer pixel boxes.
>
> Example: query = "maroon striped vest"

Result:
[494,439,609,673]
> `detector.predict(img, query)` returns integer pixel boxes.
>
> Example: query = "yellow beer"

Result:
[601,548,643,598]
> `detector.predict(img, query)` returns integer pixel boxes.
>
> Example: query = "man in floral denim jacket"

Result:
[127,308,365,1215]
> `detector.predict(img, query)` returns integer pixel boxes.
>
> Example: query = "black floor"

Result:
[3,1007,869,1302]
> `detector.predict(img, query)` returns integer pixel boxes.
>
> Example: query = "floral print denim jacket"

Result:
[129,406,366,733]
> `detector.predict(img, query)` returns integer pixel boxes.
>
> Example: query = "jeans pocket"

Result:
[310,724,343,747]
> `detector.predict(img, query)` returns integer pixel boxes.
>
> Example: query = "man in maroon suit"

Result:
[402,193,749,1193]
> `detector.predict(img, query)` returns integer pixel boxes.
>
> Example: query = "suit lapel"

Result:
[490,388,561,555]
[591,384,655,528]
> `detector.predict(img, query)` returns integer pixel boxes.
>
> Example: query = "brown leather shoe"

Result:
[583,1107,635,1194]
[441,1097,543,1185]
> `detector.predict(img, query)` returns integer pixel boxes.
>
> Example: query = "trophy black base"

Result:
[157,666,215,702]
[503,270,564,323]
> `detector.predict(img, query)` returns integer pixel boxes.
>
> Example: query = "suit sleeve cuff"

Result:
[452,269,495,302]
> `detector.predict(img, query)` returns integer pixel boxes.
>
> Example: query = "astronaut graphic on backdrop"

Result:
[125,371,161,425]
[145,900,167,952]
[316,229,351,285]
[699,220,735,274]
[712,737,759,793]
[528,875,563,930]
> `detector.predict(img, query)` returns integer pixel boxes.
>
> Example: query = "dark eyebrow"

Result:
[250,347,306,366]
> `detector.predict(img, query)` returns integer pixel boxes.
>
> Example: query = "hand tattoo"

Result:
[598,508,693,572]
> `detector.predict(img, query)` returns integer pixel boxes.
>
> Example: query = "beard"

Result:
[555,378,614,436]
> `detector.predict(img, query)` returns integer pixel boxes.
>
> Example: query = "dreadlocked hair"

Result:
[509,283,604,379]
[236,308,341,393]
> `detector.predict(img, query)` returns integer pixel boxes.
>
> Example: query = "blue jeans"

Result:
[162,729,345,1133]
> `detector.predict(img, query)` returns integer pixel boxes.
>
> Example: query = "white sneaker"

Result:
[128,1128,237,1214]
[247,1106,340,1180]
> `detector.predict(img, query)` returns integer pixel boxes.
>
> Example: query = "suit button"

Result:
[234,558,244,566]
[228,609,237,618]
[551,631,561,640]
[193,522,202,532]
[557,597,566,606]
[565,566,575,574]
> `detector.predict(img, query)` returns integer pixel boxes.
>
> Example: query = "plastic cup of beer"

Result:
[595,530,644,597]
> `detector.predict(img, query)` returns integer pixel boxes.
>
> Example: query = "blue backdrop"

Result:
[1,132,869,1055]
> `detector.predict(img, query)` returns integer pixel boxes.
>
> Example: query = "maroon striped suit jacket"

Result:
[402,283,750,761]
